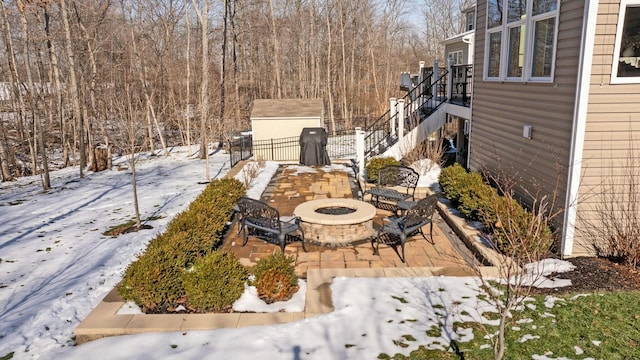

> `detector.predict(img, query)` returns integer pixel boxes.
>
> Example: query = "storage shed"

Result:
[250,99,325,161]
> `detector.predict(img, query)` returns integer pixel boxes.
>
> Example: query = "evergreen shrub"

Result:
[117,178,246,311]
[488,196,554,258]
[438,164,553,258]
[183,252,248,311]
[438,163,469,207]
[251,252,298,303]
[365,157,401,183]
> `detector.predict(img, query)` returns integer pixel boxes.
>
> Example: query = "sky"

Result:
[0,147,579,359]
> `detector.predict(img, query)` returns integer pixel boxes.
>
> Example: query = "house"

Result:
[440,0,640,257]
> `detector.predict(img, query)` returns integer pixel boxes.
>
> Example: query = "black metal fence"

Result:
[228,135,253,167]
[228,129,356,167]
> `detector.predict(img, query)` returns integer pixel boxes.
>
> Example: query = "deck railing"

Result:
[449,64,472,107]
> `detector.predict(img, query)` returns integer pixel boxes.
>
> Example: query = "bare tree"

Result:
[467,169,561,360]
[191,0,210,180]
[59,0,86,177]
[420,0,470,61]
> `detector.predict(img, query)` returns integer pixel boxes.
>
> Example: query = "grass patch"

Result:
[426,325,442,338]
[103,215,164,237]
[391,295,409,303]
[383,291,640,359]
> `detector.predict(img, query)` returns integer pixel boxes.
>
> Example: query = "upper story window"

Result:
[612,0,640,84]
[466,11,475,31]
[484,0,559,82]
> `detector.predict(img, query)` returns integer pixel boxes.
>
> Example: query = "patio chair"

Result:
[236,197,307,252]
[372,194,438,263]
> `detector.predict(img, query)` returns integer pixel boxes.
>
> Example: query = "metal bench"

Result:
[236,197,307,252]
[372,194,438,262]
[364,165,419,209]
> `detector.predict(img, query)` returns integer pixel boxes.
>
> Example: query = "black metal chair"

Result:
[372,194,438,263]
[236,197,307,252]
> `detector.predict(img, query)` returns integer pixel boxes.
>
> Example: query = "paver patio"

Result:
[222,163,480,277]
[75,162,492,343]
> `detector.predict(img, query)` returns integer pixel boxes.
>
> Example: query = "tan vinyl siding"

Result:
[573,0,640,256]
[470,0,584,217]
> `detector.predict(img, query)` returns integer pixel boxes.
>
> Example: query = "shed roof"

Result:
[251,99,324,119]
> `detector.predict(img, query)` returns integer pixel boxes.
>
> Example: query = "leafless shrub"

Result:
[241,157,265,189]
[580,147,640,268]
[402,134,447,175]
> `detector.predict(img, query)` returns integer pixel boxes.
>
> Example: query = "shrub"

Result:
[116,241,186,312]
[118,177,246,311]
[251,253,298,303]
[457,175,497,221]
[255,268,299,304]
[438,163,553,260]
[365,157,401,183]
[183,252,248,311]
[487,195,553,260]
[438,163,469,206]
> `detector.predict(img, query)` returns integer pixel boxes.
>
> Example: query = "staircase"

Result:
[364,63,449,161]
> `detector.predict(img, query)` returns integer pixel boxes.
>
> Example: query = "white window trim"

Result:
[611,0,640,84]
[483,0,559,83]
[466,11,475,31]
[448,50,464,65]
[485,28,502,80]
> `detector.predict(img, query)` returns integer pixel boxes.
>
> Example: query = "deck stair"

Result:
[364,62,449,161]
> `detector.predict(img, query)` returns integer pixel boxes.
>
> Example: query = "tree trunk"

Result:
[185,10,192,151]
[18,5,40,178]
[0,121,13,181]
[73,2,102,165]
[191,0,210,179]
[0,2,28,177]
[60,0,86,177]
[219,0,229,144]
[268,0,282,99]
[230,0,241,125]
[325,1,336,134]
[43,7,69,167]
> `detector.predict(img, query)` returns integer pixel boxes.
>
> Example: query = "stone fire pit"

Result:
[293,198,376,246]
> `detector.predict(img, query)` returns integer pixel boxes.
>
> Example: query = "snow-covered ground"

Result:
[0,149,575,359]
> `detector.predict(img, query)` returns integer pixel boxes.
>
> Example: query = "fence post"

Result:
[355,127,365,177]
[418,61,425,109]
[397,99,405,139]
[270,138,274,161]
[389,98,397,137]
[447,59,453,101]
[432,59,439,109]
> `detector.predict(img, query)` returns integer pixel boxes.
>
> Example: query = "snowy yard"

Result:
[0,148,579,359]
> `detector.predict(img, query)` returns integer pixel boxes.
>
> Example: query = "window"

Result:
[612,0,640,83]
[449,50,464,65]
[466,11,475,31]
[484,0,559,82]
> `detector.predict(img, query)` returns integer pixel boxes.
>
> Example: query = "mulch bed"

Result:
[530,257,640,295]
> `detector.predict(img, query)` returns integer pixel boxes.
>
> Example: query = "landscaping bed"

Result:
[529,256,640,295]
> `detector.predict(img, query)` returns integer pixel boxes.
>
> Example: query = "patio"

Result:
[222,163,481,278]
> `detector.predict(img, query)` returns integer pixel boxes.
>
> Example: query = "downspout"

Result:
[562,0,599,257]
